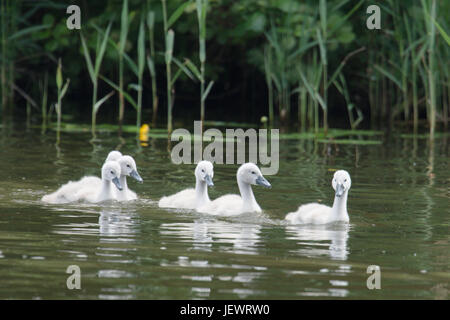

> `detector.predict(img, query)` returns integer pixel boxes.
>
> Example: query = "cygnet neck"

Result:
[237,178,260,212]
[116,175,128,200]
[97,178,112,202]
[331,190,349,222]
[195,175,210,208]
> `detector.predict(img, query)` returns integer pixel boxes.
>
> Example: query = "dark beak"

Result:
[335,183,345,197]
[255,175,271,188]
[130,169,143,183]
[112,177,123,191]
[204,174,214,187]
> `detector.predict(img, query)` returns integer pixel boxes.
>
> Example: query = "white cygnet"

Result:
[198,162,271,216]
[285,170,352,225]
[158,161,214,210]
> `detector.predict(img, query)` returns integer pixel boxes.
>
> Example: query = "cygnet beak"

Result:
[255,175,271,188]
[204,174,214,187]
[130,169,143,183]
[112,177,123,191]
[335,183,345,197]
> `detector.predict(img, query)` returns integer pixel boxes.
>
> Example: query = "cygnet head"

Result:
[332,170,351,198]
[237,163,271,188]
[102,161,123,191]
[195,160,214,187]
[105,150,123,162]
[118,155,143,183]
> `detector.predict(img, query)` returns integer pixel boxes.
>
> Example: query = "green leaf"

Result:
[374,64,403,90]
[171,68,184,86]
[329,0,364,36]
[124,51,139,77]
[94,21,112,76]
[173,57,196,81]
[147,11,155,30]
[137,17,146,76]
[315,92,327,111]
[167,1,191,29]
[147,55,155,77]
[184,58,202,81]
[100,75,137,110]
[56,59,62,90]
[431,17,450,46]
[199,39,206,63]
[316,29,327,65]
[299,70,315,98]
[8,24,51,40]
[94,91,115,114]
[202,81,214,101]
[119,0,129,53]
[128,83,141,91]
[165,29,174,64]
[60,79,70,99]
[319,0,327,34]
[80,33,96,84]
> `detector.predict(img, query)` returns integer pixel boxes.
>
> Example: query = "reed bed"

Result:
[1,0,448,140]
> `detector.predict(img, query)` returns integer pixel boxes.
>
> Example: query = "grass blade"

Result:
[374,64,403,90]
[167,1,191,29]
[94,91,114,114]
[80,33,95,83]
[202,80,214,101]
[94,21,112,76]
[100,75,138,110]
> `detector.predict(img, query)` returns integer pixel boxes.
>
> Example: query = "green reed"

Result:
[146,8,158,127]
[161,0,190,134]
[55,58,70,143]
[80,21,114,136]
[118,0,129,133]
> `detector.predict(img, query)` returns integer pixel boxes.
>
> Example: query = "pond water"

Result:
[0,127,448,299]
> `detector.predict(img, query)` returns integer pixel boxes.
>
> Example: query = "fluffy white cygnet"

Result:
[198,162,271,216]
[285,170,352,225]
[158,161,214,210]
[106,150,123,162]
[114,155,143,201]
[42,161,123,204]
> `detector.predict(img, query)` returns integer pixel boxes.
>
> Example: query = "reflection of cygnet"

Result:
[285,170,351,225]
[98,209,138,237]
[285,224,349,260]
[160,220,261,255]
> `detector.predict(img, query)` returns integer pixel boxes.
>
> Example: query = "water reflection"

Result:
[98,208,139,241]
[285,223,350,260]
[160,219,261,255]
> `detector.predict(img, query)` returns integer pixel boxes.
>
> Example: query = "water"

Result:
[0,128,448,299]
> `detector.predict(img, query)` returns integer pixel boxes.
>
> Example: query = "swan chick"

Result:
[42,161,122,204]
[105,150,123,162]
[285,170,351,225]
[158,160,214,210]
[198,162,271,216]
[114,155,143,201]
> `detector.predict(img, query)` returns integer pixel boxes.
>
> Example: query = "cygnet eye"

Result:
[344,179,347,182]
[110,171,114,175]
[251,171,256,175]
[127,164,131,168]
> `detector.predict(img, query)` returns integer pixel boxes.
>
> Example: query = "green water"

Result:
[0,128,448,299]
